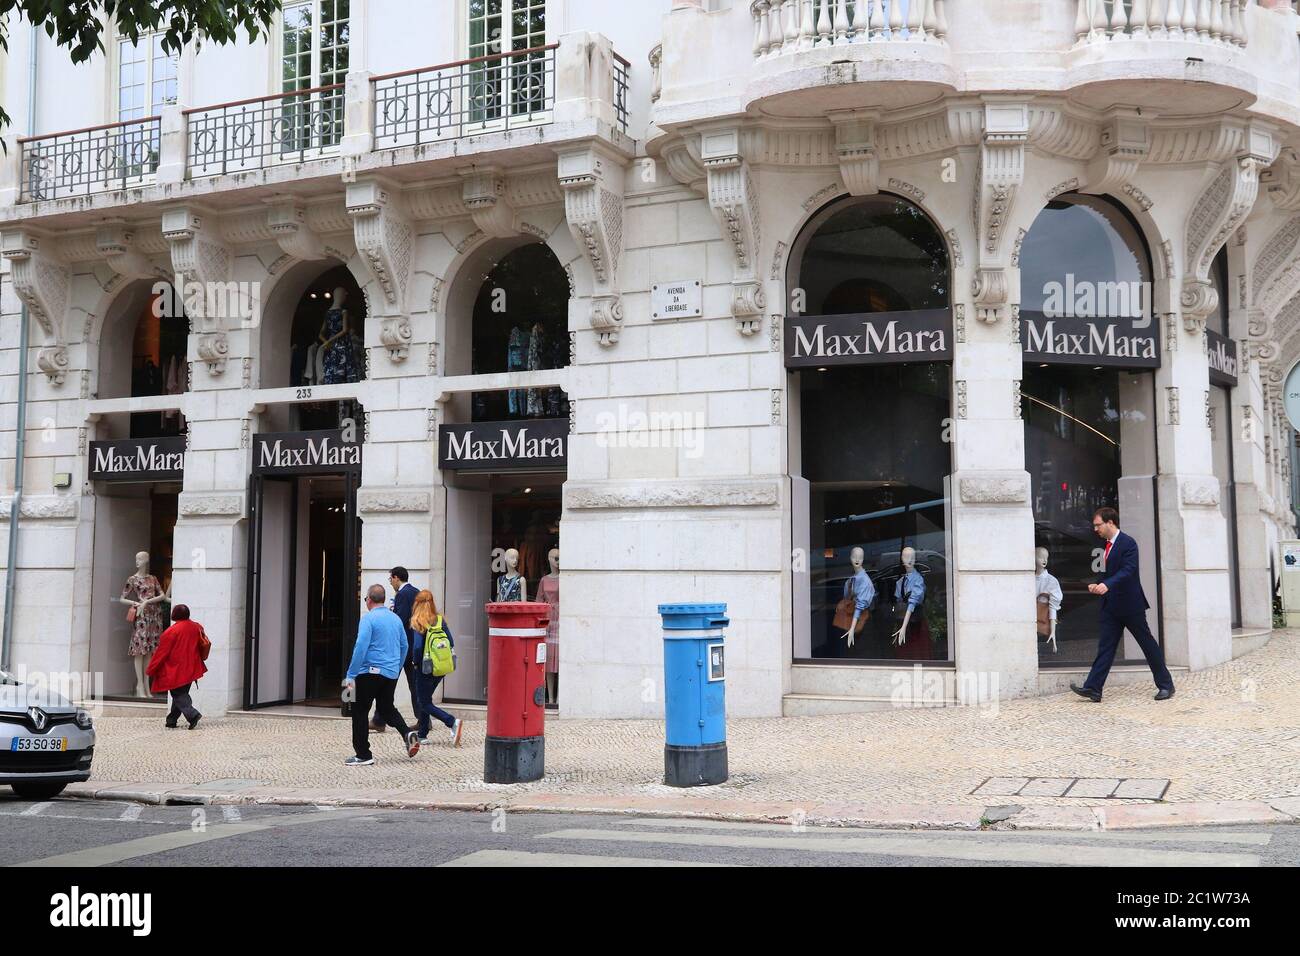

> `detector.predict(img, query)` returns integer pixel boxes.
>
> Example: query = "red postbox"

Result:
[483,601,550,783]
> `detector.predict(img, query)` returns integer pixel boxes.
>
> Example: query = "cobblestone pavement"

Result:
[81,631,1300,810]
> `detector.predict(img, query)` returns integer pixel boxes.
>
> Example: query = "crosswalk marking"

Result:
[19,802,51,817]
[610,817,1275,847]
[441,849,736,867]
[118,804,144,822]
[537,827,1260,867]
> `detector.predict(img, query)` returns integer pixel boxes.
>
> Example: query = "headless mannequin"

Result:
[1035,546,1062,653]
[841,546,869,648]
[497,548,528,602]
[119,551,169,697]
[317,286,353,382]
[540,548,560,704]
[892,546,918,646]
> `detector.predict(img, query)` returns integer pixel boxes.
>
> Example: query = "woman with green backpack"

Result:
[409,589,464,747]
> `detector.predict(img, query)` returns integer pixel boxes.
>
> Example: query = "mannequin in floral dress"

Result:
[535,548,560,704]
[318,286,361,385]
[495,548,527,602]
[120,551,169,697]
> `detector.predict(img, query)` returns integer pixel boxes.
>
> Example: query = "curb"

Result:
[58,781,1300,832]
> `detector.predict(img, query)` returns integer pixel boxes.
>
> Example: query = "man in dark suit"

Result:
[368,566,422,733]
[1071,507,1175,702]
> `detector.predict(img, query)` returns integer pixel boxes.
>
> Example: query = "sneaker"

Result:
[405,731,421,758]
[187,713,202,730]
[345,755,375,767]
[449,717,463,748]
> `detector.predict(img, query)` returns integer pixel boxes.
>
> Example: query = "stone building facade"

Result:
[1,0,1297,720]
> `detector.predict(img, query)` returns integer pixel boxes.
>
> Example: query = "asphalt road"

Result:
[2,794,1299,867]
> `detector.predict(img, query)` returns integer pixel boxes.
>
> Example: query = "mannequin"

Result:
[318,286,360,385]
[495,548,528,602]
[837,546,875,649]
[119,551,169,697]
[1035,546,1063,653]
[891,547,927,648]
[535,548,560,704]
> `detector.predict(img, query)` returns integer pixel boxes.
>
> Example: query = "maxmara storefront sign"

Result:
[252,430,362,475]
[439,418,568,471]
[1207,329,1238,388]
[784,310,952,367]
[1020,310,1160,368]
[88,437,186,482]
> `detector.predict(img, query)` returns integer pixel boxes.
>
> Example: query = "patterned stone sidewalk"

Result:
[64,630,1300,829]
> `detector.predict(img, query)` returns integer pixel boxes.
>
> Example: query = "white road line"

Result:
[118,804,144,822]
[610,818,1275,847]
[440,849,736,867]
[11,809,379,867]
[537,828,1261,867]
[221,806,242,823]
[19,802,52,816]
[0,809,171,826]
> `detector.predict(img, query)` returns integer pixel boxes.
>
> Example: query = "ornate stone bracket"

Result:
[162,206,233,374]
[95,220,168,284]
[699,128,764,336]
[460,167,517,239]
[559,144,626,347]
[347,179,413,360]
[266,199,327,262]
[1182,124,1279,333]
[830,109,880,198]
[1,229,72,385]
[972,100,1029,324]
[1081,110,1149,200]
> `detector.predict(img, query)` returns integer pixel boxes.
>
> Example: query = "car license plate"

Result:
[10,737,68,752]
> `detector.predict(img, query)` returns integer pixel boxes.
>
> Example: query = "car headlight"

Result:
[75,709,94,730]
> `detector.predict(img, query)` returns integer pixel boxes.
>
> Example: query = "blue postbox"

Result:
[658,602,729,787]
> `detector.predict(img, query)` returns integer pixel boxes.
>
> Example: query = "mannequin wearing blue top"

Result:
[840,546,876,648]
[892,547,926,646]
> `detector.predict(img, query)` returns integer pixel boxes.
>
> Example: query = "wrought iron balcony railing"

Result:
[18,115,161,202]
[187,83,345,179]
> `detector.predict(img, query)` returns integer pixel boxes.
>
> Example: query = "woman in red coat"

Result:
[146,605,208,729]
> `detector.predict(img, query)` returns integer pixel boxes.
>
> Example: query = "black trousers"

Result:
[1084,611,1174,694]
[167,682,200,724]
[352,674,411,760]
[370,655,420,725]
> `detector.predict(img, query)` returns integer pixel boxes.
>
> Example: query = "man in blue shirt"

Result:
[345,584,421,765]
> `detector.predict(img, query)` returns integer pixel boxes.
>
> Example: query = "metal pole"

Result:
[2,25,39,670]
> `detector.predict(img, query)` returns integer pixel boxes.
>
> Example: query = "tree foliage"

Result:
[0,1,282,132]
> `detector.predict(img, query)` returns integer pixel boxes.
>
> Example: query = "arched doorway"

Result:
[787,194,953,664]
[1018,193,1162,664]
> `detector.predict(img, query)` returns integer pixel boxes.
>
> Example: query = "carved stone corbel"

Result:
[460,167,517,239]
[700,128,765,336]
[266,199,327,262]
[346,179,413,363]
[1261,147,1300,213]
[1182,124,1279,333]
[972,100,1029,324]
[559,144,626,347]
[1081,110,1149,199]
[95,220,167,284]
[830,109,880,198]
[1,229,71,384]
[162,206,233,374]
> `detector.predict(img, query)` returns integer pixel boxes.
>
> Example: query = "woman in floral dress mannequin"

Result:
[535,548,560,704]
[318,286,360,385]
[120,551,169,697]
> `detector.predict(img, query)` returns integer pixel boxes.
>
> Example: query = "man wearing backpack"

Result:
[409,589,463,747]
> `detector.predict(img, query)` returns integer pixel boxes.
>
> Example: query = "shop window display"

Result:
[286,266,367,430]
[129,291,188,439]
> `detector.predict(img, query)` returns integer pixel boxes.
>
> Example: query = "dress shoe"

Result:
[1154,687,1175,701]
[1069,682,1101,702]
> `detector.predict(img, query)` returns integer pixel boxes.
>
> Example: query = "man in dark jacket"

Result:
[1071,507,1175,703]
[369,566,422,732]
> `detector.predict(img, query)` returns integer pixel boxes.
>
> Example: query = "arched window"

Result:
[789,194,953,665]
[1019,194,1162,664]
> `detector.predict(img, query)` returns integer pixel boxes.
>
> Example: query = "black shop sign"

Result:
[439,418,568,472]
[252,429,361,475]
[1020,310,1160,369]
[88,437,186,482]
[784,309,952,368]
[1207,329,1238,388]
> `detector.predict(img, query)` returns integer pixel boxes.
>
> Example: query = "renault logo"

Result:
[27,707,47,732]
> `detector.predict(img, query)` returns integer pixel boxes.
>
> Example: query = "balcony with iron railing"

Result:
[1,33,632,215]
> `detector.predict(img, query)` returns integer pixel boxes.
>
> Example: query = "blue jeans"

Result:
[415,669,456,737]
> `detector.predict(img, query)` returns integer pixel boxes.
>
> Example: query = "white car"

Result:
[0,669,96,800]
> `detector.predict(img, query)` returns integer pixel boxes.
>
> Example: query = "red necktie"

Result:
[1104,540,1113,564]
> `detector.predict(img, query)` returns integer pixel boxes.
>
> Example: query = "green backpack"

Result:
[421,616,455,677]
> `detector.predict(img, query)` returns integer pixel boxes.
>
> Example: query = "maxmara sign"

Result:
[785,309,1162,370]
[252,430,362,475]
[439,418,568,471]
[88,437,186,482]
[1206,329,1238,388]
